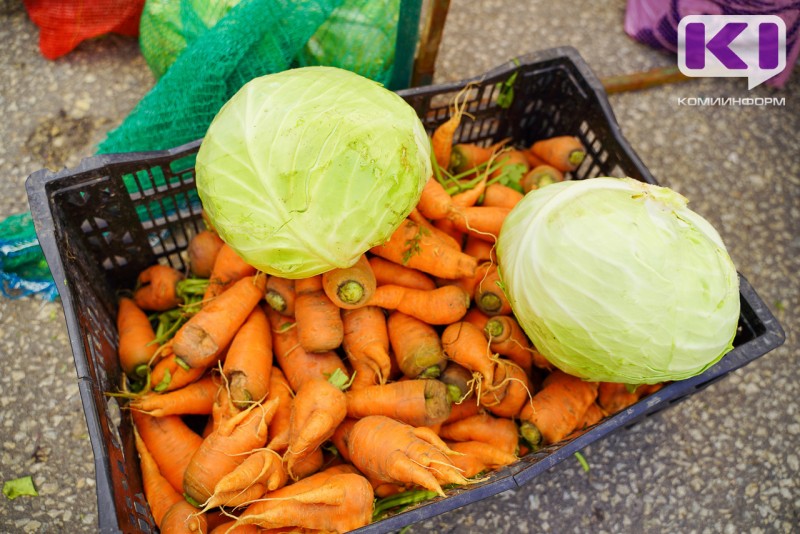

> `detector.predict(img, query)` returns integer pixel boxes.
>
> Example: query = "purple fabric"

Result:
[624,0,800,87]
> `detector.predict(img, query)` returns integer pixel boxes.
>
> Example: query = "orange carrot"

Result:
[482,183,524,209]
[264,276,296,316]
[265,307,347,392]
[172,275,267,369]
[441,321,496,389]
[370,219,477,280]
[188,230,224,278]
[130,375,220,417]
[367,284,470,325]
[483,315,546,374]
[131,411,204,494]
[134,264,184,312]
[439,362,475,403]
[341,305,392,385]
[117,297,159,378]
[368,256,436,291]
[463,235,497,263]
[204,448,287,510]
[518,370,599,449]
[289,445,326,480]
[521,148,547,168]
[183,398,277,505]
[345,379,452,428]
[203,243,257,302]
[570,401,605,437]
[159,500,207,534]
[408,208,462,250]
[479,359,531,419]
[444,398,483,425]
[530,136,586,172]
[449,143,494,174]
[330,418,358,464]
[285,376,348,480]
[488,149,529,181]
[133,426,184,527]
[445,440,518,478]
[265,367,293,453]
[474,265,511,316]
[347,415,469,496]
[321,255,376,309]
[294,275,344,353]
[387,311,447,379]
[222,305,272,409]
[462,306,490,332]
[439,413,519,455]
[443,261,492,302]
[232,470,374,532]
[451,175,488,208]
[432,86,470,170]
[597,382,646,415]
[149,352,207,393]
[433,216,466,248]
[520,164,564,192]
[417,177,454,221]
[447,205,511,242]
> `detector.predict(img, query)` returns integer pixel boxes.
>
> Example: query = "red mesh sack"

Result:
[23,0,145,60]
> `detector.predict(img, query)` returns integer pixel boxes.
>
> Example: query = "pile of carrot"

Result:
[111,94,664,533]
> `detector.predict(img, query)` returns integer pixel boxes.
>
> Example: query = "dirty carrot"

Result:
[367,284,470,325]
[117,297,159,378]
[321,255,376,309]
[134,264,184,312]
[264,276,296,316]
[203,243,257,302]
[294,275,344,353]
[188,229,224,278]
[439,362,475,402]
[530,135,586,172]
[367,256,436,291]
[172,274,267,369]
[346,379,452,428]
[445,440,518,478]
[133,426,183,527]
[131,411,204,494]
[342,305,392,385]
[129,375,220,417]
[370,219,477,280]
[439,413,519,455]
[159,500,207,534]
[387,311,447,379]
[482,183,524,209]
[222,305,272,409]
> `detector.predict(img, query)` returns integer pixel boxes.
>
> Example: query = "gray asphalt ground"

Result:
[1,0,798,532]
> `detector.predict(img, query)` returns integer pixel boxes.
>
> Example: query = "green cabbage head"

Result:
[196,66,431,278]
[497,177,740,384]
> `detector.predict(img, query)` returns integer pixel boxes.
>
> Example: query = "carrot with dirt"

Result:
[129,375,220,417]
[480,358,531,418]
[188,229,225,278]
[202,243,258,302]
[321,254,377,309]
[439,412,519,455]
[387,311,447,379]
[133,426,184,527]
[519,370,599,449]
[183,398,278,505]
[265,306,347,392]
[345,379,453,428]
[367,284,470,325]
[117,297,159,378]
[265,367,293,453]
[284,370,350,480]
[530,135,586,172]
[370,218,477,279]
[347,415,470,496]
[441,321,497,391]
[131,411,204,494]
[482,183,524,209]
[294,275,344,352]
[446,205,511,242]
[264,276,296,316]
[134,264,185,312]
[159,500,207,534]
[342,305,392,385]
[149,351,207,393]
[368,255,436,291]
[172,274,266,370]
[231,469,374,532]
[474,264,512,316]
[445,440,518,478]
[222,305,272,409]
[203,448,287,509]
[520,164,564,192]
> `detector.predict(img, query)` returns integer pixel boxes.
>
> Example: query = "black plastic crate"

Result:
[25,47,785,533]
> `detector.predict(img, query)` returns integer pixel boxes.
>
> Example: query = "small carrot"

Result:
[131,411,204,494]
[294,275,344,353]
[445,440,518,478]
[222,305,272,409]
[446,205,511,242]
[345,379,452,428]
[439,413,519,455]
[321,255,376,309]
[264,276,296,316]
[474,265,512,316]
[530,135,586,172]
[518,370,599,449]
[368,256,436,291]
[431,85,471,170]
[159,500,207,534]
[134,264,184,312]
[520,164,564,192]
[117,297,159,378]
[265,306,347,392]
[172,275,267,369]
[367,284,470,325]
[387,311,447,379]
[347,415,470,497]
[449,143,494,174]
[451,174,488,208]
[149,352,207,393]
[441,321,496,389]
[342,305,392,385]
[482,183,524,209]
[133,426,184,527]
[188,230,225,278]
[203,243,257,302]
[371,219,477,280]
[463,235,497,263]
[417,177,454,221]
[129,375,220,417]
[265,367,294,453]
